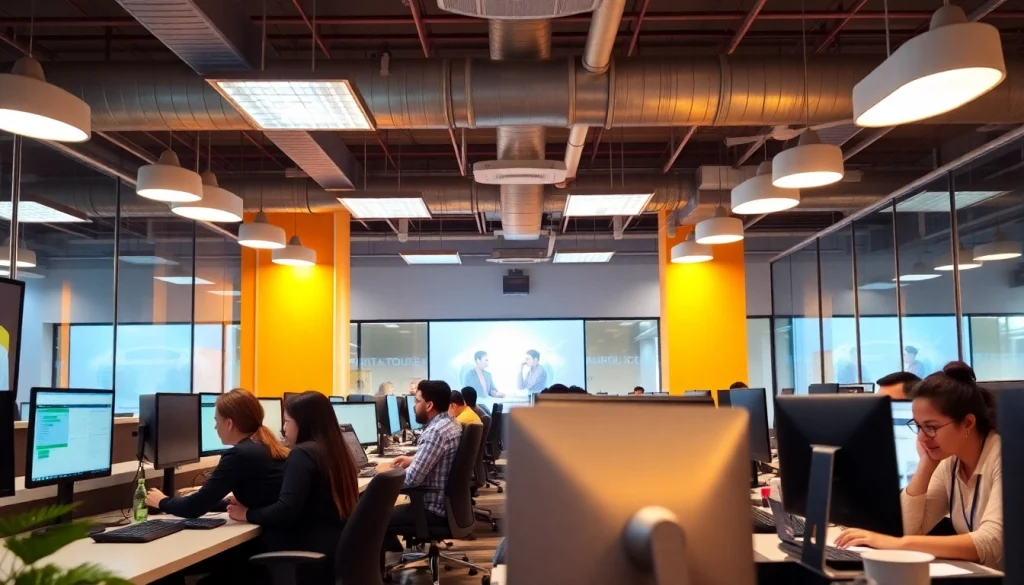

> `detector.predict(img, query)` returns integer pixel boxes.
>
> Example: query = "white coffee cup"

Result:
[860,549,934,585]
[768,477,782,501]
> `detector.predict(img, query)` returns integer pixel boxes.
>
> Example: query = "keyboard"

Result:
[359,468,378,478]
[91,520,184,543]
[181,517,227,530]
[780,540,862,562]
[751,507,805,537]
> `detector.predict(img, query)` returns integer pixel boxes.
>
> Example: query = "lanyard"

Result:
[949,435,987,533]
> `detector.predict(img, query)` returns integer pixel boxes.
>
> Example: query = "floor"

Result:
[386,487,506,585]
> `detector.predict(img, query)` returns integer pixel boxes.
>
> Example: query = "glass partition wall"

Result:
[771,133,1024,392]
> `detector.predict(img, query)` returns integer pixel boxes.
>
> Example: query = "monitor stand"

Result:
[32,482,103,536]
[161,468,176,496]
[750,460,759,489]
[623,506,690,585]
[375,433,386,457]
[800,445,859,580]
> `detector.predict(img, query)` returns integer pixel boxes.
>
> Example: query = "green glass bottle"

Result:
[133,479,148,522]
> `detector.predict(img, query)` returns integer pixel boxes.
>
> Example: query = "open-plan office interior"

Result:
[1,0,1024,584]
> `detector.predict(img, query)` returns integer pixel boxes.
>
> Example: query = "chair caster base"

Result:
[497,486,504,494]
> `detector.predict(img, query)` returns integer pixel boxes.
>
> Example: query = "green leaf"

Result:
[4,522,91,566]
[13,564,61,585]
[54,563,133,585]
[0,505,79,538]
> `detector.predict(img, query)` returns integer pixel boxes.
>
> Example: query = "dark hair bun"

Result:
[943,361,977,383]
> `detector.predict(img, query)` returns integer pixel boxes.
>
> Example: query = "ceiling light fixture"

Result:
[973,232,1021,262]
[119,254,178,266]
[731,161,801,215]
[238,212,287,249]
[0,56,90,142]
[552,249,615,263]
[0,198,89,223]
[894,261,942,282]
[853,5,1005,128]
[337,194,432,219]
[934,249,982,271]
[171,171,244,222]
[670,232,714,263]
[154,275,214,285]
[772,130,844,188]
[695,207,744,245]
[213,80,375,130]
[137,150,204,202]
[563,193,654,217]
[0,238,36,268]
[272,235,317,267]
[399,250,462,265]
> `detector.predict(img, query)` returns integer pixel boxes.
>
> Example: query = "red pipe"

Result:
[290,0,332,59]
[407,0,433,57]
[815,0,871,53]
[725,0,768,54]
[626,0,651,56]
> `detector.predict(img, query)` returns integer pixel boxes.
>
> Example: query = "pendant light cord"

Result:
[800,0,809,128]
[261,0,267,71]
[28,0,35,58]
[883,0,891,57]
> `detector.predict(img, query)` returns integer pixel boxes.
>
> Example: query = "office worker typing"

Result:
[145,388,288,517]
[836,363,1003,570]
[227,391,361,585]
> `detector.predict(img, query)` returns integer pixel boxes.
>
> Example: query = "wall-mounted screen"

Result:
[429,320,586,408]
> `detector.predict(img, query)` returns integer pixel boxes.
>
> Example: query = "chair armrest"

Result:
[249,551,326,565]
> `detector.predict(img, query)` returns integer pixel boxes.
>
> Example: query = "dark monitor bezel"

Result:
[397,395,412,430]
[197,392,231,457]
[283,392,302,406]
[534,393,715,405]
[808,383,840,395]
[332,402,379,446]
[24,387,115,489]
[382,395,402,435]
[981,380,1024,392]
[0,277,25,498]
[720,388,772,463]
[406,396,423,431]
[140,392,201,470]
[997,389,1024,584]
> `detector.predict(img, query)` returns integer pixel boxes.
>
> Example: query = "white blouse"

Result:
[900,432,1003,570]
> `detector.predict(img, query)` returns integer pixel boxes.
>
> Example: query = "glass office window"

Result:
[773,243,822,394]
[819,227,861,383]
[358,322,427,396]
[854,208,901,383]
[894,175,962,376]
[193,228,242,394]
[746,317,775,426]
[771,257,795,394]
[584,320,659,394]
[350,322,360,391]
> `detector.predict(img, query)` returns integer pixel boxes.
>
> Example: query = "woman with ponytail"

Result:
[145,388,288,518]
[836,362,1004,569]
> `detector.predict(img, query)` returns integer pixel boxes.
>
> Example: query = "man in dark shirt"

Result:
[877,371,921,399]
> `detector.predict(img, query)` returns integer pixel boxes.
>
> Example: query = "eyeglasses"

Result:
[906,419,955,438]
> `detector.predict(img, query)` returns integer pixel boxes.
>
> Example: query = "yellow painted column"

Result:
[658,211,748,400]
[240,211,352,398]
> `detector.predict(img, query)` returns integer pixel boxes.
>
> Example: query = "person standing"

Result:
[517,349,548,394]
[463,350,503,398]
[904,346,926,378]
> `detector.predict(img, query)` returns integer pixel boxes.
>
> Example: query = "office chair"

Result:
[385,424,490,585]
[483,403,504,492]
[473,415,499,532]
[250,469,406,585]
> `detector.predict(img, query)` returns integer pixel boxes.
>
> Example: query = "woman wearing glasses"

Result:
[835,362,1002,569]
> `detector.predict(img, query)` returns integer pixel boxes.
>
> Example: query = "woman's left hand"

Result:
[226,503,249,523]
[834,528,904,550]
[144,488,167,509]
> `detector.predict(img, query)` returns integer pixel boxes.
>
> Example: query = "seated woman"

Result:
[228,391,361,584]
[835,362,1003,570]
[146,388,289,517]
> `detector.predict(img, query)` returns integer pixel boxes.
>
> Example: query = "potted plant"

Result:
[0,504,130,584]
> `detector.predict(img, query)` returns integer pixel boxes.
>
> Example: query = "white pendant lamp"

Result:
[973,232,1021,262]
[171,172,243,222]
[272,235,317,266]
[238,212,287,249]
[853,5,1005,128]
[137,150,204,202]
[772,130,844,189]
[0,56,90,142]
[732,161,801,215]
[670,232,713,263]
[934,248,982,271]
[0,238,37,268]
[695,206,744,245]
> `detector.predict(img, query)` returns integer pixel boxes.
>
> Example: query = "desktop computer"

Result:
[807,383,840,395]
[405,396,423,431]
[981,380,1024,392]
[198,393,231,456]
[0,277,25,499]
[683,390,711,398]
[347,394,373,403]
[332,402,378,446]
[534,393,715,406]
[775,394,902,577]
[25,388,115,524]
[890,399,919,490]
[839,383,875,394]
[376,395,402,436]
[508,402,755,585]
[720,388,771,464]
[329,396,344,404]
[283,391,302,406]
[139,393,200,494]
[259,397,284,440]
[998,387,1024,585]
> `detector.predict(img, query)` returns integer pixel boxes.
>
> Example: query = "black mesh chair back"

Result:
[444,423,483,538]
[487,403,504,458]
[474,415,492,490]
[335,469,406,585]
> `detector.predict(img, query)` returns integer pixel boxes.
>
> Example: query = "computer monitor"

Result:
[198,393,231,456]
[891,399,919,490]
[535,393,715,406]
[259,397,284,441]
[508,401,755,585]
[780,388,795,396]
[684,390,711,397]
[329,396,344,404]
[0,277,25,499]
[283,391,302,406]
[339,423,370,467]
[981,380,1024,392]
[139,393,200,494]
[385,395,402,435]
[347,394,373,403]
[775,394,902,577]
[998,388,1024,585]
[807,383,839,395]
[25,388,114,523]
[721,388,771,464]
[406,396,423,431]
[332,403,378,446]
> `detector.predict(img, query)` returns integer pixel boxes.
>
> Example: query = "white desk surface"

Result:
[24,477,374,585]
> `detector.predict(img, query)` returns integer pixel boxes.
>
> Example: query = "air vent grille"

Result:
[437,0,601,19]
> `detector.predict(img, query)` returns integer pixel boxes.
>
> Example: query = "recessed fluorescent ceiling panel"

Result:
[338,196,431,219]
[154,276,214,285]
[399,250,461,265]
[119,254,178,266]
[886,191,1005,213]
[215,80,373,130]
[0,200,89,223]
[563,193,653,217]
[552,250,615,263]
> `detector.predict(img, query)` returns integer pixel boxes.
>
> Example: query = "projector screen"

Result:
[429,320,586,409]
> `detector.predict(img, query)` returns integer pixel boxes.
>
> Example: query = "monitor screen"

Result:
[340,425,369,466]
[26,389,114,487]
[259,398,283,441]
[199,394,231,455]
[386,395,402,435]
[333,403,378,445]
[406,397,422,431]
[891,400,919,490]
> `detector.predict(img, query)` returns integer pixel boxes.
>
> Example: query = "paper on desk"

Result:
[929,563,972,577]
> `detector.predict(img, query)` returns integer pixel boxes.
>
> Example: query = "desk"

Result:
[21,477,374,584]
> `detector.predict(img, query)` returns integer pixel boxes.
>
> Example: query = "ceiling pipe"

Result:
[563,0,626,184]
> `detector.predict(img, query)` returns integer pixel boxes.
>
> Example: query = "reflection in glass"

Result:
[584,320,659,394]
[358,323,427,396]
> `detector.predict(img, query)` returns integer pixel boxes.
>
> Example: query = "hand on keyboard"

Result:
[833,528,903,551]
